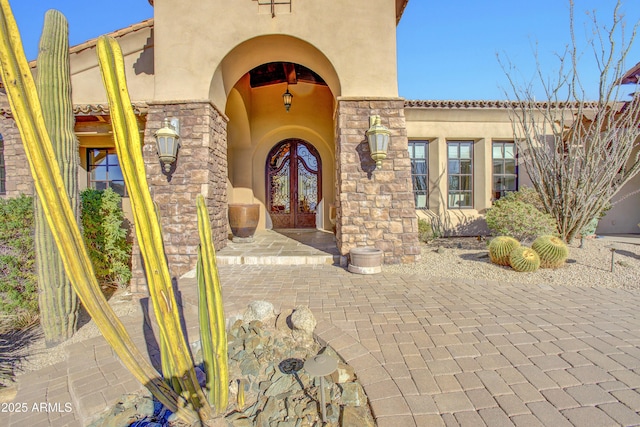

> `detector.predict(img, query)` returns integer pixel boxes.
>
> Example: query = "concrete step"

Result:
[216,253,341,265]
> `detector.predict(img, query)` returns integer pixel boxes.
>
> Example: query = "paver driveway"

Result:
[6,262,640,426]
[215,264,640,426]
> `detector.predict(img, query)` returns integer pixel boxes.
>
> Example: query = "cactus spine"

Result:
[0,2,198,424]
[96,35,212,421]
[532,235,568,268]
[197,194,229,414]
[509,247,541,272]
[34,9,80,346]
[489,236,521,266]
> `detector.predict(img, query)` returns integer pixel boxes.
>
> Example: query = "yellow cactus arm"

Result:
[95,35,212,421]
[196,195,229,414]
[0,2,197,423]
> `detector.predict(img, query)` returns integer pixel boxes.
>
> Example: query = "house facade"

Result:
[1,0,638,293]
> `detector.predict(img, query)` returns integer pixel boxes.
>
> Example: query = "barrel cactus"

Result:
[509,247,541,272]
[532,235,568,268]
[489,236,521,266]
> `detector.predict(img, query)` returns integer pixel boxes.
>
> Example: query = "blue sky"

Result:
[8,0,640,101]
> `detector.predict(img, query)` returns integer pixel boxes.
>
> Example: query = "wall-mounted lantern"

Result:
[282,85,293,112]
[366,115,390,168]
[154,118,180,172]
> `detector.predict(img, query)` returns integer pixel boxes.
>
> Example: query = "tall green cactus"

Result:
[0,2,199,425]
[197,195,229,414]
[34,9,79,346]
[95,35,212,421]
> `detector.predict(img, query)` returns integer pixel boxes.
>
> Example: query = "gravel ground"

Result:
[384,236,640,290]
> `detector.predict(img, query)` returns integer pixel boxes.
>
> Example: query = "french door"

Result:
[266,139,321,228]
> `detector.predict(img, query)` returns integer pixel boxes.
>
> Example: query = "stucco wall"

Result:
[68,24,155,105]
[154,0,398,103]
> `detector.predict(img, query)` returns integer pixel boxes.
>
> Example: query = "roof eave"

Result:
[396,0,409,24]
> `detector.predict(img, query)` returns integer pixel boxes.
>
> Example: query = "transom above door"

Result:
[266,139,322,229]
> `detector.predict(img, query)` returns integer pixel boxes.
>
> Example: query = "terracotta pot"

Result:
[348,247,383,274]
[228,204,260,240]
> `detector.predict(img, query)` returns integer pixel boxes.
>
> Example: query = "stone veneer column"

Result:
[130,101,229,294]
[335,98,420,264]
[0,113,35,197]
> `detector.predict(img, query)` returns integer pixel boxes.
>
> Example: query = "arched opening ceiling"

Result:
[209,34,340,107]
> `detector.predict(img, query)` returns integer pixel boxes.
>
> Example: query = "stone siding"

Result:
[335,98,420,264]
[0,112,34,198]
[130,101,229,293]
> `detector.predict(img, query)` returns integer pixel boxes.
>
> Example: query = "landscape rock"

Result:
[243,301,276,322]
[331,362,355,384]
[290,306,316,340]
[340,382,367,406]
[341,405,376,427]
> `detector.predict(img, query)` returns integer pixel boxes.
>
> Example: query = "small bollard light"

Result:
[607,244,621,272]
[304,353,338,424]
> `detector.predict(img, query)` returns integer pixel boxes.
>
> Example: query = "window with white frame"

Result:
[492,141,517,200]
[447,141,473,208]
[408,140,428,208]
[87,148,127,197]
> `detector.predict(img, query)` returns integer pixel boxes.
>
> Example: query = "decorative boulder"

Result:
[290,306,317,340]
[243,300,276,322]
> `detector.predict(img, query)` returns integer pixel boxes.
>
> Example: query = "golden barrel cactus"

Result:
[532,235,569,268]
[509,247,541,272]
[489,236,521,266]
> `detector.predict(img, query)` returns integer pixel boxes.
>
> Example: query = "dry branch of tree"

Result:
[500,0,640,243]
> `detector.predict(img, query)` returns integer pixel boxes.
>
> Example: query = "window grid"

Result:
[492,141,518,200]
[0,137,5,195]
[447,141,473,209]
[87,148,127,197]
[408,140,428,209]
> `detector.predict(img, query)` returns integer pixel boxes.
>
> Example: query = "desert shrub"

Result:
[499,187,546,212]
[486,199,558,242]
[0,195,37,320]
[80,188,132,288]
[418,218,434,242]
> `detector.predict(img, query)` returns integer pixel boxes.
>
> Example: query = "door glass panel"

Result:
[270,165,290,214]
[298,158,318,213]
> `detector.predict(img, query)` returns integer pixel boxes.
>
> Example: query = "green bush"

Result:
[486,199,558,242]
[80,188,132,288]
[499,187,546,212]
[0,195,37,320]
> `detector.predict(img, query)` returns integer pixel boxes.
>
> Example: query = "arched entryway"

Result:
[266,139,322,229]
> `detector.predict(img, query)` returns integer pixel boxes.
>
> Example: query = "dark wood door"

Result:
[266,139,322,228]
